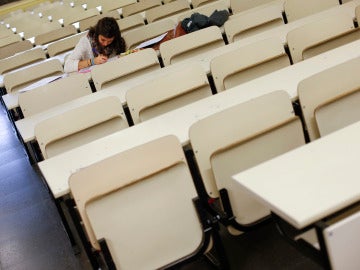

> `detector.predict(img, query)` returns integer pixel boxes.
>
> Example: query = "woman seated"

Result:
[64,17,126,73]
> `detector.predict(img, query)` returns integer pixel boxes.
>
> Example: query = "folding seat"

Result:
[188,90,305,234]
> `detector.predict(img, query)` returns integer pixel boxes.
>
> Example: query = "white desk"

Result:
[15,61,190,143]
[16,38,360,144]
[233,120,360,230]
[38,37,360,199]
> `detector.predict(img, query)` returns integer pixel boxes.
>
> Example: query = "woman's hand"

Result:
[94,54,108,65]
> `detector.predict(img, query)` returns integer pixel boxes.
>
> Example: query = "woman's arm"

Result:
[64,36,93,73]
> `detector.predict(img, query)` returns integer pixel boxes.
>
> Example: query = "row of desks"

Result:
[3,0,360,111]
[36,37,360,199]
[233,119,360,268]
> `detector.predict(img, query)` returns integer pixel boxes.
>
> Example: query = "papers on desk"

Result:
[135,32,168,49]
[19,74,68,92]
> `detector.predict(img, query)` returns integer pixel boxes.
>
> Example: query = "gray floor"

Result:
[0,102,324,270]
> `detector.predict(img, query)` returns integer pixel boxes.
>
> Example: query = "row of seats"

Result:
[0,0,348,50]
[1,1,360,164]
[66,63,360,268]
[1,0,359,268]
[2,2,360,110]
[29,51,360,161]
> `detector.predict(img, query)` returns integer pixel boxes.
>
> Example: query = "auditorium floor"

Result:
[0,102,324,270]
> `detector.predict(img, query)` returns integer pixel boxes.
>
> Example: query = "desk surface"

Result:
[16,38,360,144]
[233,121,360,230]
[38,38,360,199]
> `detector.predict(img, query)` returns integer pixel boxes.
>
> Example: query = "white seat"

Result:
[122,0,162,17]
[117,14,145,33]
[287,11,360,63]
[177,0,230,21]
[100,0,137,13]
[3,58,64,94]
[230,0,283,14]
[126,63,212,123]
[68,135,222,269]
[145,0,190,23]
[323,209,360,270]
[46,32,86,57]
[35,96,128,159]
[224,5,284,42]
[78,11,121,32]
[160,26,225,66]
[298,55,360,141]
[122,19,176,50]
[284,0,339,23]
[34,24,78,46]
[191,0,218,8]
[18,74,92,118]
[62,7,99,26]
[0,47,46,75]
[91,48,161,91]
[188,90,305,233]
[17,20,61,40]
[315,89,360,138]
[210,37,290,92]
[0,33,23,48]
[0,40,33,60]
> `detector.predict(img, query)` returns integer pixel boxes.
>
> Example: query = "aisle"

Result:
[0,104,84,270]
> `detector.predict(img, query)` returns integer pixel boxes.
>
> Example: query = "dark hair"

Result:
[89,17,126,55]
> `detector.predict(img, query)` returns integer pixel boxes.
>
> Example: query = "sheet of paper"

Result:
[19,74,67,92]
[135,32,168,49]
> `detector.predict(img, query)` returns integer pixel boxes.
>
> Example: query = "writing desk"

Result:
[16,38,360,145]
[15,60,190,143]
[37,37,360,200]
[233,120,360,268]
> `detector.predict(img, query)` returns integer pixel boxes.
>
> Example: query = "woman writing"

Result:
[64,17,126,73]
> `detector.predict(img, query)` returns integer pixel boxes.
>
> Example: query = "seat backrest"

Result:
[323,209,360,270]
[18,73,92,117]
[177,0,229,21]
[356,5,360,24]
[122,0,162,17]
[189,90,305,226]
[18,20,61,40]
[224,5,284,42]
[117,13,145,33]
[78,11,121,32]
[34,24,78,45]
[284,0,339,22]
[315,89,360,138]
[0,40,33,60]
[145,0,190,23]
[62,7,99,26]
[160,26,225,66]
[230,0,280,14]
[0,33,23,49]
[101,0,137,13]
[122,19,175,49]
[287,11,360,63]
[46,32,86,57]
[38,2,74,19]
[191,0,218,8]
[0,47,46,75]
[91,48,160,91]
[126,63,211,123]
[210,37,290,92]
[298,56,360,141]
[69,135,205,269]
[3,58,64,93]
[35,96,128,159]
